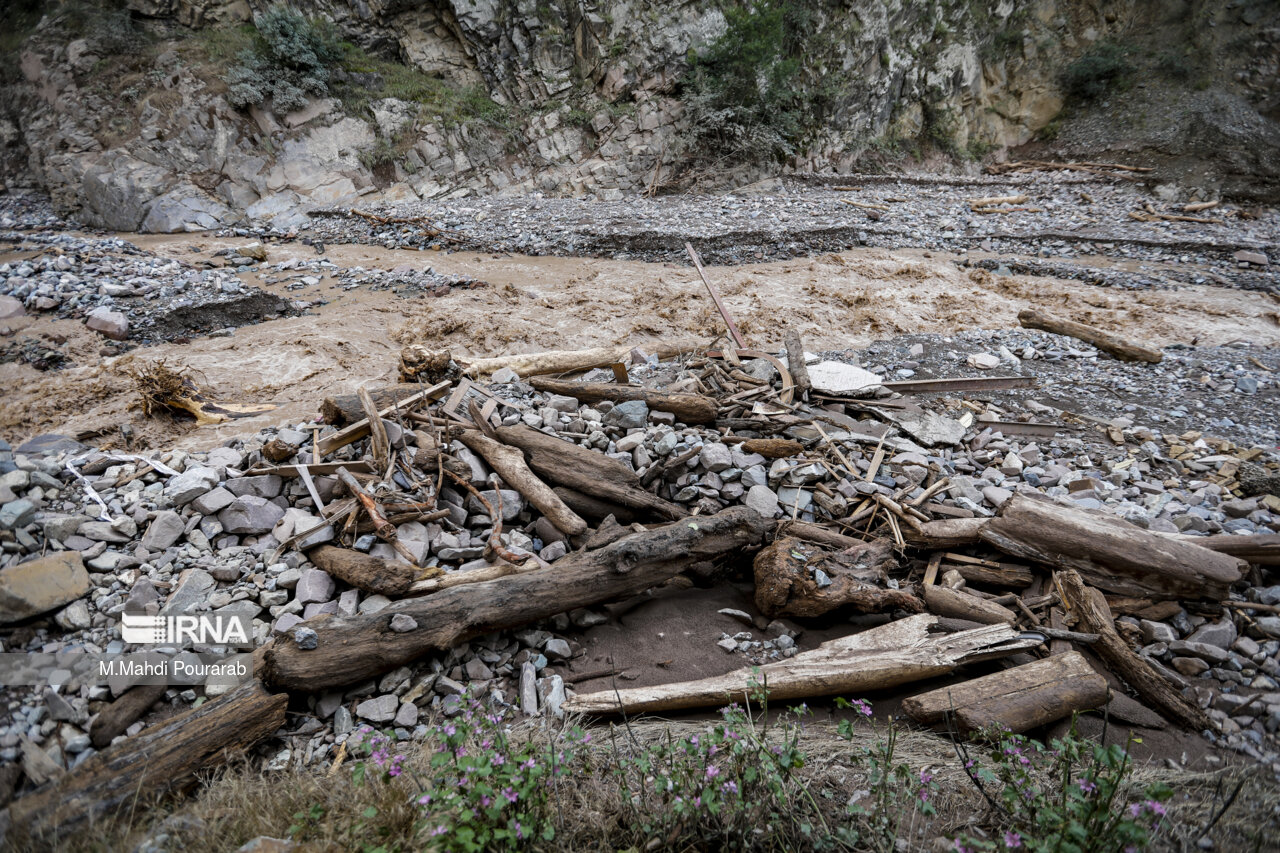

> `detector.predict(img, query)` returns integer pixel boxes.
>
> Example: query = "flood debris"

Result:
[2,333,1280,835]
[128,361,277,426]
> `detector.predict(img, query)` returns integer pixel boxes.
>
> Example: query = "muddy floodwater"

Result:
[3,231,1279,452]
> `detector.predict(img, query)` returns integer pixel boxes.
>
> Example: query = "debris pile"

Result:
[1,337,1279,831]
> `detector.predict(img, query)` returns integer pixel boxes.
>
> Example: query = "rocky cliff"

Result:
[0,0,1276,232]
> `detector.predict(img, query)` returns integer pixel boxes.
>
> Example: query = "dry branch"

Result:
[456,429,588,536]
[563,613,1039,715]
[1018,309,1163,363]
[260,508,770,692]
[459,342,700,379]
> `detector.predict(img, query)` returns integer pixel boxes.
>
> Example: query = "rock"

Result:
[805,361,882,395]
[1140,620,1177,645]
[967,353,1001,370]
[602,400,649,430]
[390,614,418,633]
[699,443,733,472]
[293,627,319,650]
[140,511,185,550]
[717,637,738,653]
[464,658,494,680]
[520,662,538,715]
[894,410,966,447]
[1236,376,1259,395]
[982,486,1013,507]
[295,568,335,605]
[190,487,236,515]
[0,295,25,320]
[355,694,399,722]
[744,484,780,518]
[0,499,36,530]
[1168,640,1230,664]
[54,599,92,631]
[1233,250,1269,266]
[394,701,418,727]
[467,489,523,521]
[0,552,92,624]
[537,674,566,718]
[161,568,215,615]
[225,475,283,499]
[79,520,134,543]
[165,467,219,506]
[1171,656,1209,676]
[543,638,571,660]
[219,496,285,534]
[1187,620,1236,650]
[85,307,128,340]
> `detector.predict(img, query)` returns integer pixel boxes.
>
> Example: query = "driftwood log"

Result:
[737,438,804,459]
[320,384,426,425]
[455,430,588,535]
[1056,570,1213,731]
[902,651,1108,734]
[459,342,701,379]
[308,546,440,597]
[783,329,812,396]
[316,382,450,457]
[922,584,1017,625]
[562,613,1039,715]
[528,378,718,425]
[494,424,687,520]
[753,536,918,618]
[904,518,988,549]
[1172,532,1280,565]
[552,487,639,522]
[260,507,769,692]
[7,682,286,838]
[88,683,166,750]
[981,493,1244,600]
[1018,309,1163,364]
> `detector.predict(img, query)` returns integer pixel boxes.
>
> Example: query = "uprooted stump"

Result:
[128,360,276,426]
[753,536,920,618]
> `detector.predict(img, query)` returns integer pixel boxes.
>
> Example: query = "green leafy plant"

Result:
[952,721,1172,853]
[1060,41,1133,101]
[224,3,343,114]
[679,0,839,168]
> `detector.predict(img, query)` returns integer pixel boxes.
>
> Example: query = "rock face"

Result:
[0,552,92,624]
[5,0,1275,225]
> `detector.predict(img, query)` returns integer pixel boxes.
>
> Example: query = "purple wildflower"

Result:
[1004,831,1022,849]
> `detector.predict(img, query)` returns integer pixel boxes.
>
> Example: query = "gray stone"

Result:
[190,487,235,515]
[520,662,538,715]
[467,489,523,521]
[355,694,399,722]
[895,410,966,447]
[0,500,36,530]
[394,701,419,727]
[293,627,319,650]
[602,400,649,430]
[1172,656,1210,676]
[161,569,215,616]
[165,467,219,506]
[543,638,571,660]
[141,511,185,550]
[537,674,566,718]
[1169,640,1230,664]
[699,443,733,472]
[219,496,285,535]
[333,705,353,734]
[0,295,24,320]
[295,568,335,605]
[79,520,134,543]
[546,394,579,412]
[982,486,1013,507]
[225,475,283,499]
[967,353,1001,370]
[1234,250,1269,266]
[805,361,882,395]
[464,658,494,680]
[1187,620,1236,650]
[1140,620,1177,645]
[85,307,128,340]
[390,614,418,633]
[744,485,779,518]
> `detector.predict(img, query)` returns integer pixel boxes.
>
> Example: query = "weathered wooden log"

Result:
[783,330,812,396]
[528,378,717,425]
[947,560,1034,588]
[736,438,804,458]
[88,684,166,750]
[308,546,440,597]
[903,518,988,549]
[923,584,1017,625]
[260,507,769,692]
[1057,570,1212,731]
[494,424,687,520]
[753,536,918,618]
[320,384,428,425]
[459,342,701,379]
[1018,309,1162,364]
[317,381,451,457]
[775,520,870,551]
[398,346,453,383]
[562,613,1039,715]
[552,487,639,523]
[981,493,1244,600]
[902,651,1107,734]
[456,430,588,536]
[1171,533,1280,565]
[7,682,286,838]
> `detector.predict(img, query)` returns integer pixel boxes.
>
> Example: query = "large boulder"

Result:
[140,187,234,233]
[0,552,92,624]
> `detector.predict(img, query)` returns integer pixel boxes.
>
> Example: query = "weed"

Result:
[952,720,1173,853]
[1060,41,1133,101]
[224,4,343,114]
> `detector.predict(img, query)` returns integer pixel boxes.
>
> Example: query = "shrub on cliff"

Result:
[680,0,834,169]
[1060,41,1132,101]
[225,4,343,115]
